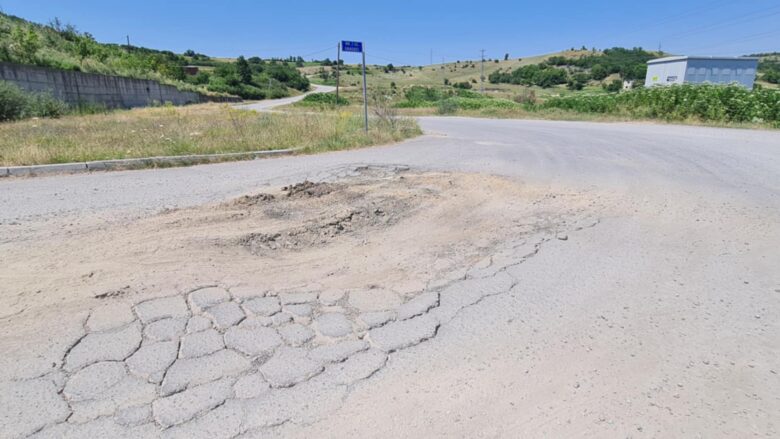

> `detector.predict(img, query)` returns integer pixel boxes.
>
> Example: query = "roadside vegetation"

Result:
[307,82,779,129]
[0,103,420,166]
[0,12,309,99]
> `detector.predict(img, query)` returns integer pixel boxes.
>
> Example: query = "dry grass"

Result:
[0,103,421,166]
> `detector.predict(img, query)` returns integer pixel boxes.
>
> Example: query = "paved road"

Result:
[234,84,335,112]
[1,118,779,437]
[1,118,777,223]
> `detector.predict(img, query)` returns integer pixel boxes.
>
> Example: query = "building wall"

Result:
[645,60,688,87]
[683,59,758,89]
[646,58,758,89]
[0,62,239,108]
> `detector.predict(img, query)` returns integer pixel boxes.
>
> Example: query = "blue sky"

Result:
[1,0,778,65]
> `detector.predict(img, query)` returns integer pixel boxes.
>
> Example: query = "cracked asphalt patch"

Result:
[0,166,602,437]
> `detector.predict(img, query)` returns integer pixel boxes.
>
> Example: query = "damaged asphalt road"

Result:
[1,117,779,438]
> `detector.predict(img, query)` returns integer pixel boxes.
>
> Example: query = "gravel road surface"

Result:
[1,117,778,438]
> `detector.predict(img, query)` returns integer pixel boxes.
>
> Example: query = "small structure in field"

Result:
[645,56,758,89]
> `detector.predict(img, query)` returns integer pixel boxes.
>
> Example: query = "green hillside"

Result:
[0,12,309,99]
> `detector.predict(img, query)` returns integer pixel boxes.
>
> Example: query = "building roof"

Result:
[647,56,759,64]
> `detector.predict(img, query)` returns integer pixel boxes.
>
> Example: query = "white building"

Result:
[645,56,759,89]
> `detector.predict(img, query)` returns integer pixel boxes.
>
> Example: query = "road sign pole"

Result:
[362,47,368,134]
[336,43,340,104]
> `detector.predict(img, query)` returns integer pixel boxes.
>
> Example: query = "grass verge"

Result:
[0,103,421,166]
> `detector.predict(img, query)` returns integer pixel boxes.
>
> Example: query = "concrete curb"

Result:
[1,148,298,178]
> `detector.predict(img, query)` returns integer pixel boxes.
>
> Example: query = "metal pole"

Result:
[336,42,340,104]
[362,47,368,133]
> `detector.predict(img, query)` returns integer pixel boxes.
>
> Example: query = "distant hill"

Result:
[0,12,309,99]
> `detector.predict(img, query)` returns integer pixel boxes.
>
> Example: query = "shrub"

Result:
[436,99,458,114]
[0,81,29,121]
[300,93,349,106]
[541,84,780,124]
[603,79,623,93]
[26,92,68,118]
[453,81,472,89]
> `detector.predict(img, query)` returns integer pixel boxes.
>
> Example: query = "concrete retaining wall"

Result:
[0,62,239,108]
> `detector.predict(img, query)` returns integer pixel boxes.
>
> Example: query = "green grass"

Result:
[0,103,421,166]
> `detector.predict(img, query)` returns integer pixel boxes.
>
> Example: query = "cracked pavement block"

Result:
[143,317,186,342]
[271,312,293,326]
[368,314,439,352]
[64,361,127,401]
[318,289,345,306]
[234,373,271,399]
[228,285,266,301]
[438,271,515,315]
[243,376,345,430]
[152,377,234,428]
[396,291,440,320]
[186,315,212,334]
[125,341,178,384]
[30,416,159,438]
[238,316,273,328]
[358,311,395,328]
[242,296,281,316]
[314,312,353,338]
[205,301,245,330]
[115,404,151,427]
[188,287,230,313]
[134,296,189,324]
[259,347,324,388]
[348,288,402,312]
[279,291,318,305]
[180,329,224,359]
[161,349,251,396]
[162,399,244,439]
[64,322,142,372]
[86,303,136,332]
[69,398,116,424]
[284,303,312,317]
[224,326,282,356]
[323,349,388,385]
[308,340,369,363]
[1,378,70,438]
[278,323,315,346]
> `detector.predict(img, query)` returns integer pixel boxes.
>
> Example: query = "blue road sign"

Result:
[341,41,363,53]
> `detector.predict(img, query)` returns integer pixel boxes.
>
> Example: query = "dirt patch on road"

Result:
[0,166,596,323]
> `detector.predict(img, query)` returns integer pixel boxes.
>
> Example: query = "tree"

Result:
[590,64,608,80]
[76,34,97,66]
[236,56,252,84]
[10,25,41,62]
[504,53,509,61]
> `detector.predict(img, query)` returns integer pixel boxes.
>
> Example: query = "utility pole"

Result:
[480,49,485,93]
[336,42,341,104]
[126,35,131,48]
[442,57,445,87]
